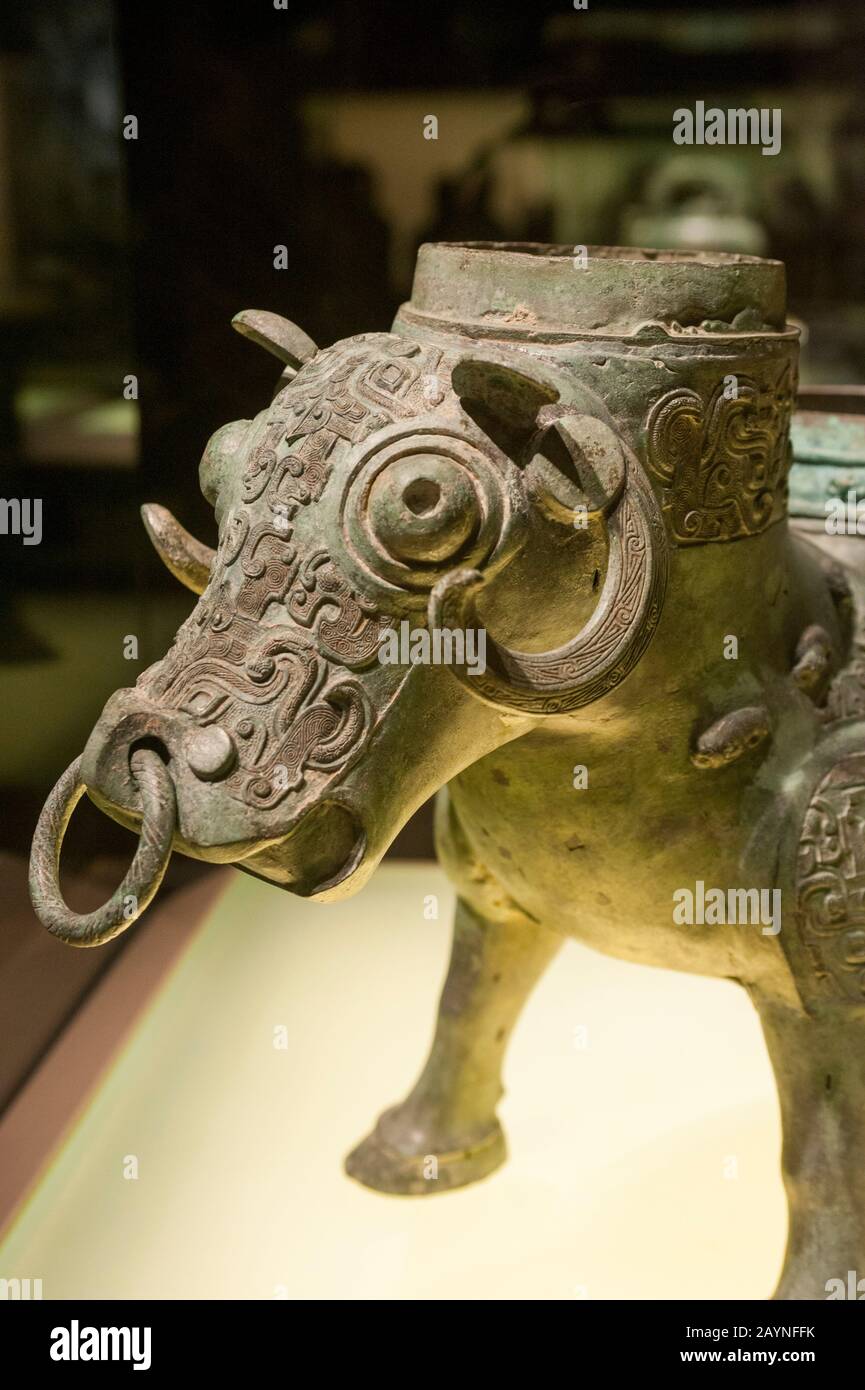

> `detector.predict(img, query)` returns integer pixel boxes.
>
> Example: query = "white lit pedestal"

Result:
[0,863,786,1300]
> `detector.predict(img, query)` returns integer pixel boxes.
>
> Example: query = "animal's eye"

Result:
[340,430,508,604]
[366,454,480,563]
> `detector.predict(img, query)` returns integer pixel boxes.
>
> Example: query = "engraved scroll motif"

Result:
[822,643,865,727]
[139,335,444,811]
[796,753,865,1003]
[645,364,795,544]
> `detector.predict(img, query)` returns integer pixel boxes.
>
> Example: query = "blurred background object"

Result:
[1,0,864,1105]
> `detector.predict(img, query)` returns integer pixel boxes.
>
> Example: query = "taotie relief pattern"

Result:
[138,334,448,814]
[646,362,795,544]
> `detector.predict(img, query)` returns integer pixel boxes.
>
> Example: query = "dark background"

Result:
[1,0,864,1109]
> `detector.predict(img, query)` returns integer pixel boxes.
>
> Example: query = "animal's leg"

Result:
[753,995,865,1300]
[345,895,562,1195]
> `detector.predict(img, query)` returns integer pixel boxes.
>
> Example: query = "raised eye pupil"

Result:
[403,478,440,516]
[366,451,478,565]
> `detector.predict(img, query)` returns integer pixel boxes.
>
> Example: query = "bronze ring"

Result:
[28,749,176,947]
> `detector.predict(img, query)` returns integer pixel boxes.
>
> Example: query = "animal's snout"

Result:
[79,691,250,854]
[83,691,234,791]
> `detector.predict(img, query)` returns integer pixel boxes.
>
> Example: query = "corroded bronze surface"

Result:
[796,753,865,1003]
[29,243,865,1299]
[645,366,794,542]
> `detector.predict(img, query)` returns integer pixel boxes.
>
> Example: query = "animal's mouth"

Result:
[29,746,367,946]
[87,777,368,898]
[237,799,367,898]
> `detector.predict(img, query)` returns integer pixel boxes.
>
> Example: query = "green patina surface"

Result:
[27,244,865,1300]
[790,399,865,517]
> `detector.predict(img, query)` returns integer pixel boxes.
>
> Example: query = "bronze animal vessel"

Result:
[30,244,865,1300]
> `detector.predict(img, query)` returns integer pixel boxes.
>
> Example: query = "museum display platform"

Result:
[0,862,784,1299]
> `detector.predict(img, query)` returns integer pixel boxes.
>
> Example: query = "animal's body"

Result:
[30,245,865,1299]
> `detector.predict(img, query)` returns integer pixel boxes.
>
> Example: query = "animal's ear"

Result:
[450,354,561,456]
[451,351,625,521]
[524,412,626,523]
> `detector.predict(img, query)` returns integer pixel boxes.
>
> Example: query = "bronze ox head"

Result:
[29,308,667,943]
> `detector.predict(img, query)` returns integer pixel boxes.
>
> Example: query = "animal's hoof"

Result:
[344,1109,507,1196]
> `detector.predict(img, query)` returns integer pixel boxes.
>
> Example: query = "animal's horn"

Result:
[141,504,214,595]
[231,309,318,371]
